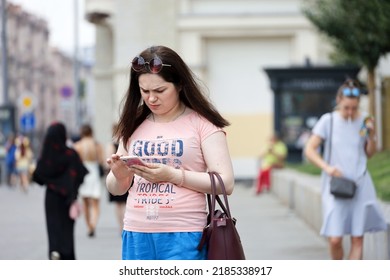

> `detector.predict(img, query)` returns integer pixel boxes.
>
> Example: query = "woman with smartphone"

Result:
[304,78,387,260]
[106,45,234,260]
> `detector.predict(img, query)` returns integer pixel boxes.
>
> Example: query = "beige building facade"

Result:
[85,0,333,178]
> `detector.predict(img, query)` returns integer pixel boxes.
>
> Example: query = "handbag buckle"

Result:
[217,217,226,227]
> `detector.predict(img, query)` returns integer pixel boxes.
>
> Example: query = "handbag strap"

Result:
[206,172,232,222]
[327,112,333,164]
[326,113,366,179]
[198,172,233,251]
[212,171,232,217]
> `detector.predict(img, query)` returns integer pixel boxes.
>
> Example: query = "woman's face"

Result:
[338,97,359,120]
[139,73,181,117]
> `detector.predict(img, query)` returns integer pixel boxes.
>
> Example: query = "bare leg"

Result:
[19,173,29,192]
[83,198,93,236]
[348,236,363,260]
[21,173,29,192]
[328,237,343,260]
[10,173,17,187]
[89,198,100,235]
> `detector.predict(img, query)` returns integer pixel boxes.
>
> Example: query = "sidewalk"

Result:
[231,182,329,260]
[0,182,329,260]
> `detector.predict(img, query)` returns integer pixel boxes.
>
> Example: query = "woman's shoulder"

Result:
[316,112,333,124]
[73,137,97,149]
[185,110,224,138]
[72,139,82,148]
[323,111,333,119]
[185,109,215,125]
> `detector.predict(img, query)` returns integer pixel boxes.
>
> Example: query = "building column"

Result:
[93,23,114,146]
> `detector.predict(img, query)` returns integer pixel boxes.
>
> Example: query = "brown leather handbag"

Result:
[197,171,246,260]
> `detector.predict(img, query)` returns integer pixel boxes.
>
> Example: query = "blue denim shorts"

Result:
[122,230,207,260]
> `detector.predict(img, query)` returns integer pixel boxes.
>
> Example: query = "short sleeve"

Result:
[196,114,224,142]
[312,112,331,141]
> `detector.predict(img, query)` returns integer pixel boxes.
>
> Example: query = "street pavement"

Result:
[0,181,329,260]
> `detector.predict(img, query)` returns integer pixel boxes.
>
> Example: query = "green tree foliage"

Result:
[302,0,390,117]
[302,0,390,70]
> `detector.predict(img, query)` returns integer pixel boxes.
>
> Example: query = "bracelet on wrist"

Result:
[178,167,185,187]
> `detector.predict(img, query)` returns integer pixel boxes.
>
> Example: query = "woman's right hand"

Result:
[106,154,131,180]
[106,154,135,195]
[324,165,343,177]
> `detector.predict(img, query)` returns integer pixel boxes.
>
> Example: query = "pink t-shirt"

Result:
[123,110,224,233]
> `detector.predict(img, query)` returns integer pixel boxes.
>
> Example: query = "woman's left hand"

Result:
[130,163,176,183]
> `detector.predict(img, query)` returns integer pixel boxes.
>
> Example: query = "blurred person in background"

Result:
[5,133,18,187]
[32,122,88,260]
[14,136,34,192]
[255,133,288,194]
[73,124,105,238]
[304,78,387,260]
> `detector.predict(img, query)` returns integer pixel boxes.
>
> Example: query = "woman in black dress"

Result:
[32,122,88,260]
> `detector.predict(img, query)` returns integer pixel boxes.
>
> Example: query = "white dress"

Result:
[312,111,387,236]
[78,161,102,199]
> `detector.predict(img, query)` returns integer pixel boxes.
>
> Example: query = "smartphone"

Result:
[120,156,146,167]
[360,116,374,137]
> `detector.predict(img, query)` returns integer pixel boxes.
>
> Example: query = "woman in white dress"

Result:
[304,78,387,260]
[74,124,105,237]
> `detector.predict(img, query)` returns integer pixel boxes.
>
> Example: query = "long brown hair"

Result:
[115,45,230,148]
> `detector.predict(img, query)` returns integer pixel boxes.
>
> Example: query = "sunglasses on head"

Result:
[131,56,171,74]
[342,87,360,97]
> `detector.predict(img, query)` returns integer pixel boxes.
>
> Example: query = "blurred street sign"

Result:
[18,93,35,112]
[61,86,73,98]
[20,112,35,133]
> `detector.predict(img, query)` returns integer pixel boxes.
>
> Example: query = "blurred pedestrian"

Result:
[256,133,287,194]
[5,133,17,187]
[106,123,128,234]
[14,136,34,192]
[32,122,88,260]
[73,124,105,237]
[106,45,234,260]
[304,78,387,260]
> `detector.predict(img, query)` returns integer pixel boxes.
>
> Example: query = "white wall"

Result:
[206,37,291,114]
[205,37,293,178]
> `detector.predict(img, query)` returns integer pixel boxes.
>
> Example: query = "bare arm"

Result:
[304,134,342,177]
[105,140,135,196]
[364,118,377,158]
[365,137,377,158]
[180,131,235,195]
[97,143,105,165]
